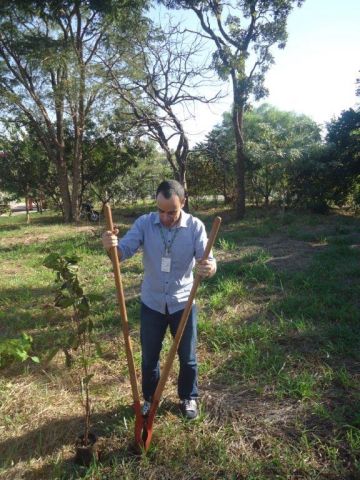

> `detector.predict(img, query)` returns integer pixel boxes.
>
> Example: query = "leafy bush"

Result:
[0,333,39,368]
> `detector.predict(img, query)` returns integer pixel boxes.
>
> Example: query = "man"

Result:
[102,180,216,419]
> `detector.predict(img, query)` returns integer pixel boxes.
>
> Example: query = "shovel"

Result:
[104,204,143,446]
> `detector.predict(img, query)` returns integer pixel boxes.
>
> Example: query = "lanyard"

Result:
[159,224,179,255]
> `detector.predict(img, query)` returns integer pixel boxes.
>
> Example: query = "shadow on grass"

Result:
[0,284,141,376]
[24,214,64,226]
[0,225,145,275]
[0,405,138,475]
[0,212,63,227]
[0,398,186,479]
[0,223,23,233]
[0,286,58,337]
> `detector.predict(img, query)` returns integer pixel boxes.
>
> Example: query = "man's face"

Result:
[156,192,185,228]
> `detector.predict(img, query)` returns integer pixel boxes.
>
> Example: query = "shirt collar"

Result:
[154,209,189,228]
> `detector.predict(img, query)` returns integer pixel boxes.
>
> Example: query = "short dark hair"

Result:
[156,180,185,200]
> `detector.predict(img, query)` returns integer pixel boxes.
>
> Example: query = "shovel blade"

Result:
[134,403,157,452]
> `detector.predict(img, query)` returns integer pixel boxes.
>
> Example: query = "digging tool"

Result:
[139,216,222,451]
[104,204,143,446]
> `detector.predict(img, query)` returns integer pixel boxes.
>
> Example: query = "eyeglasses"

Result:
[157,208,179,217]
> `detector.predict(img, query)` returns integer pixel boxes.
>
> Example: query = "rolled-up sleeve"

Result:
[194,220,217,269]
[118,215,145,260]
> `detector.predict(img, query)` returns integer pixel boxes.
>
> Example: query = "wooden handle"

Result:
[151,216,222,406]
[104,204,140,404]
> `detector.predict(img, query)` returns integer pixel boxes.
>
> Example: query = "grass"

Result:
[0,205,360,479]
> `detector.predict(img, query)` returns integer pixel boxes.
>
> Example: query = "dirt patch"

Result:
[23,234,51,245]
[0,225,98,248]
[216,235,326,274]
[258,235,328,273]
[200,381,307,464]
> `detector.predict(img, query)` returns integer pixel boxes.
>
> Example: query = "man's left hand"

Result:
[195,259,216,278]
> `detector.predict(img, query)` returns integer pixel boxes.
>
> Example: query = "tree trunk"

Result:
[56,152,72,222]
[25,189,30,224]
[232,88,246,219]
[177,157,190,212]
[71,55,85,222]
[71,129,82,222]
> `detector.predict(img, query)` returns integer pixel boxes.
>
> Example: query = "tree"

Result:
[105,21,221,209]
[0,0,147,222]
[285,144,335,213]
[84,135,162,206]
[164,0,304,218]
[245,104,321,206]
[108,149,172,204]
[324,107,360,205]
[189,104,321,207]
[189,119,236,202]
[283,108,360,212]
[0,129,56,222]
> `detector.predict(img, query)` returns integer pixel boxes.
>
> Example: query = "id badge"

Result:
[161,256,171,273]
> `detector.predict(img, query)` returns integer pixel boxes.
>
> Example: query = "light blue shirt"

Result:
[118,210,215,314]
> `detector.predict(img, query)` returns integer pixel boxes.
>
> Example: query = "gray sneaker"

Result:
[142,400,151,416]
[180,399,198,420]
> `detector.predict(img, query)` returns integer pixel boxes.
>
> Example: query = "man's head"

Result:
[156,180,185,228]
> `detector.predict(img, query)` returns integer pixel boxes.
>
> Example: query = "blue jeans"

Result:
[140,302,198,401]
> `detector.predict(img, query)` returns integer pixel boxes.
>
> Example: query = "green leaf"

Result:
[83,374,94,385]
[95,341,103,357]
[43,253,62,270]
[77,321,87,335]
[87,293,105,302]
[65,254,81,264]
[72,282,83,296]
[67,265,79,275]
[21,332,32,342]
[44,347,60,364]
[88,319,94,333]
[15,349,28,361]
[65,333,75,348]
[77,297,90,317]
[55,296,74,308]
[30,356,40,363]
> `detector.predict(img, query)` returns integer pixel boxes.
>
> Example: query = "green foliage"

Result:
[44,253,87,311]
[190,104,322,207]
[44,252,103,444]
[326,108,360,204]
[286,107,360,211]
[0,333,39,368]
[190,103,360,213]
[81,126,159,204]
[189,118,237,202]
[97,147,171,204]
[0,129,57,207]
[285,144,334,212]
[0,0,149,222]
[245,104,321,205]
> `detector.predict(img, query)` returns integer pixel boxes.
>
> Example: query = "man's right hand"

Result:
[102,230,118,251]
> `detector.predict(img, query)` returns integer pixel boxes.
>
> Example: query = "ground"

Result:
[0,204,359,479]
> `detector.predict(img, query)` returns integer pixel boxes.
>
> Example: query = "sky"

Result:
[159,0,360,145]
